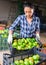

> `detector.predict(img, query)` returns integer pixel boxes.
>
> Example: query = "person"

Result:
[8,2,40,44]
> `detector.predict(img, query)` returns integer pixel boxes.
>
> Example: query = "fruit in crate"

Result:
[12,38,40,50]
[14,54,40,65]
[33,54,40,61]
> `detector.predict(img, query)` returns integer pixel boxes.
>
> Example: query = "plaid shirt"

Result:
[9,15,40,38]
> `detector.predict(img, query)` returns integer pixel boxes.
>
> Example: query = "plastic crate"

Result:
[35,48,46,57]
[10,37,42,55]
[0,37,9,50]
[3,48,46,65]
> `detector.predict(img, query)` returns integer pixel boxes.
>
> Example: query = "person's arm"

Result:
[8,16,20,44]
[9,16,20,34]
[36,17,40,40]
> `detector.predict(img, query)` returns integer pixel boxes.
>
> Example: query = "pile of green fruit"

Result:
[0,29,8,38]
[14,54,40,65]
[12,38,40,50]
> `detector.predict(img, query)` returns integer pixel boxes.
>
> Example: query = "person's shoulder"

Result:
[33,15,39,19]
[18,14,25,20]
[35,16,40,20]
[20,14,25,18]
[33,16,40,23]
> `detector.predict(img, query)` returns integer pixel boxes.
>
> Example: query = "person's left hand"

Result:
[36,33,40,41]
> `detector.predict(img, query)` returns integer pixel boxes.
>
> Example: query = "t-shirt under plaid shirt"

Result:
[9,15,40,38]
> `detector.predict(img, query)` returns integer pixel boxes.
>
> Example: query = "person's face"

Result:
[24,7,34,18]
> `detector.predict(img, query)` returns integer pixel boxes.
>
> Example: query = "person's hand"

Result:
[36,33,40,41]
[7,34,13,44]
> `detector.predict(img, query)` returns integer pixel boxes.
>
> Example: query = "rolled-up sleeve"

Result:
[36,17,40,32]
[9,16,20,31]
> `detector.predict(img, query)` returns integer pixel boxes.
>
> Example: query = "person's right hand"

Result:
[7,34,13,44]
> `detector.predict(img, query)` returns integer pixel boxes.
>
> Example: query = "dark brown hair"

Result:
[23,2,34,9]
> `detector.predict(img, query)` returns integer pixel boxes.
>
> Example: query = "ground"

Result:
[0,33,46,65]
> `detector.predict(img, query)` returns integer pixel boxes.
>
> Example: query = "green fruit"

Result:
[28,45,31,49]
[28,42,32,47]
[21,44,25,48]
[33,54,40,61]
[36,45,40,48]
[24,58,29,65]
[29,57,34,65]
[34,60,40,64]
[21,38,25,43]
[12,42,17,48]
[17,46,22,50]
[26,38,30,42]
[33,42,38,47]
[19,60,24,65]
[14,39,17,42]
[29,60,34,65]
[32,38,36,42]
[25,40,27,43]
[18,42,22,46]
[14,60,20,65]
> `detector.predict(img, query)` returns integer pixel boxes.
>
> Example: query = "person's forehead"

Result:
[24,7,34,10]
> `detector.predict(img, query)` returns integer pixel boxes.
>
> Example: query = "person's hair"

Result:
[23,2,34,9]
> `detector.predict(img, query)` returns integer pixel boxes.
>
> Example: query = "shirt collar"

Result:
[24,14,36,22]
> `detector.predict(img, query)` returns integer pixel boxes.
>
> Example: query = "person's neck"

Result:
[26,16,33,19]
